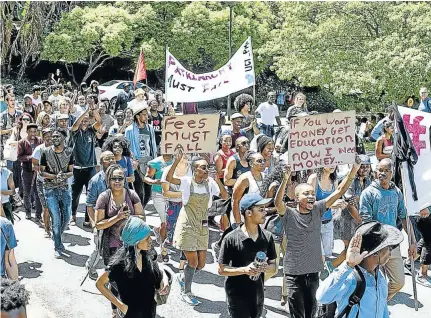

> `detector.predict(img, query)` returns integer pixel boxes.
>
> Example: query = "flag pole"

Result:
[400,162,419,311]
[165,45,169,110]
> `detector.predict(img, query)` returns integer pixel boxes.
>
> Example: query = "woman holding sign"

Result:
[166,148,228,306]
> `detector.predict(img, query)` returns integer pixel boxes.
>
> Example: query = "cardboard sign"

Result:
[161,114,219,154]
[288,111,356,171]
[398,107,431,215]
[165,37,255,103]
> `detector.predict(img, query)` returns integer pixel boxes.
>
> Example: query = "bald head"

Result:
[100,151,115,171]
[377,158,392,170]
[294,183,314,197]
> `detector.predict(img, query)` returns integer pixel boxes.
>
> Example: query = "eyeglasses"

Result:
[111,177,124,182]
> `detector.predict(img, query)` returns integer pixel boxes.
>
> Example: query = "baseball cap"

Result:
[240,193,272,214]
[57,114,69,120]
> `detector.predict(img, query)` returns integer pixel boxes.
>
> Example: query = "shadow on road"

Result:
[193,298,230,317]
[18,261,43,279]
[265,285,284,302]
[389,291,424,309]
[194,269,224,288]
[262,304,291,317]
[62,233,91,247]
[59,249,89,267]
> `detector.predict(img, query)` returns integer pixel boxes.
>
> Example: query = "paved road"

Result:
[14,193,431,318]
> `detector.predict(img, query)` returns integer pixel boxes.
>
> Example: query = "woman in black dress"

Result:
[96,216,169,318]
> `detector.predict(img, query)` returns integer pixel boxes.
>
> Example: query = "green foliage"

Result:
[260,1,431,104]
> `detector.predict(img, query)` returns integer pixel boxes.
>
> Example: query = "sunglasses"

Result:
[22,118,31,122]
[111,177,124,182]
[198,165,208,171]
[255,159,266,164]
[240,141,249,146]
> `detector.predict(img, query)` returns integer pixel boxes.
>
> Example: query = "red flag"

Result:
[133,50,147,89]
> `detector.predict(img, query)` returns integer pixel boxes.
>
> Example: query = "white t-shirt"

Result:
[256,102,279,125]
[161,165,193,203]
[48,94,61,110]
[1,168,11,203]
[31,96,42,107]
[32,144,46,181]
[178,176,220,208]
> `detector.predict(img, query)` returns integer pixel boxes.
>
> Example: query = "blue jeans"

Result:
[259,123,275,138]
[44,186,72,251]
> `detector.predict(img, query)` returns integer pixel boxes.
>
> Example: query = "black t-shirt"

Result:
[108,251,162,318]
[218,225,276,298]
[149,112,163,146]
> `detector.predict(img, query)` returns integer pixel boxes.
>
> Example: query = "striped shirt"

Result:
[281,200,326,275]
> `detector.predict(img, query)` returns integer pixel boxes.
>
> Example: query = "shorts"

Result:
[321,220,334,257]
[152,192,167,223]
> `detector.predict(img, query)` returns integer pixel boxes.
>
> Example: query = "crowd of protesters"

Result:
[1,80,430,318]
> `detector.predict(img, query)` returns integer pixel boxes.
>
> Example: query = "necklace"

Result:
[251,172,264,194]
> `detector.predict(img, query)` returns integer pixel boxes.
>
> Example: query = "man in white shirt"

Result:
[255,91,281,138]
[31,85,42,108]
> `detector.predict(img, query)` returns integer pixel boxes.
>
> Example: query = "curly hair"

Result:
[316,167,338,182]
[102,136,132,157]
[0,278,30,312]
[234,93,253,112]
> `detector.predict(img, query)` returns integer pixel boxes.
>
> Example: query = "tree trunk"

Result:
[65,63,79,87]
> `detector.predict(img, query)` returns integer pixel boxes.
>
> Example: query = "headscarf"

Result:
[121,216,152,265]
[36,111,50,127]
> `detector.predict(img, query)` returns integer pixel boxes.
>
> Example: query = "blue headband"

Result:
[121,217,151,248]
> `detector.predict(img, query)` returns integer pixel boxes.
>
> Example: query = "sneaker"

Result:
[89,270,98,281]
[403,259,412,276]
[177,272,185,291]
[70,216,77,226]
[25,213,31,220]
[181,292,200,306]
[416,275,431,288]
[54,250,62,258]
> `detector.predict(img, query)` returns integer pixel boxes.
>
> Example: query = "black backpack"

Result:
[317,265,366,318]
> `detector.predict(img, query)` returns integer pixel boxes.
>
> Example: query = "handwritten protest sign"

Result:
[161,114,219,154]
[288,111,356,171]
[398,107,431,215]
[165,37,255,103]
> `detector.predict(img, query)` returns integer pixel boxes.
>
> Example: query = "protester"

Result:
[256,135,277,174]
[95,164,145,267]
[317,221,403,318]
[48,85,62,111]
[234,93,259,142]
[144,154,173,261]
[369,107,394,142]
[255,91,282,138]
[1,94,22,150]
[148,99,164,151]
[125,104,157,208]
[85,151,116,281]
[102,136,135,184]
[36,111,52,133]
[22,94,37,120]
[418,87,430,113]
[285,92,309,121]
[375,120,394,161]
[224,137,250,191]
[42,100,53,115]
[274,156,361,318]
[39,129,74,258]
[154,90,165,114]
[166,150,228,305]
[214,133,235,183]
[17,123,43,220]
[79,82,88,96]
[88,80,100,96]
[115,84,135,113]
[57,98,75,127]
[32,128,53,237]
[108,110,127,136]
[221,113,247,148]
[218,193,276,318]
[31,85,42,108]
[1,164,15,223]
[232,151,266,225]
[96,217,169,318]
[98,102,115,142]
[359,158,417,300]
[70,106,102,226]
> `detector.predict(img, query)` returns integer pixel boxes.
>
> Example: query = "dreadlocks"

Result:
[104,164,123,187]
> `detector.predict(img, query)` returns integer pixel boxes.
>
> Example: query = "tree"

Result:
[41,4,156,85]
[1,1,74,80]
[260,1,431,104]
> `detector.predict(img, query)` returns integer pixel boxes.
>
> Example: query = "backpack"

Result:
[317,265,366,318]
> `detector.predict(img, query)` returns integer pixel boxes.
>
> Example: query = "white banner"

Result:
[288,111,356,171]
[398,107,431,215]
[165,37,255,103]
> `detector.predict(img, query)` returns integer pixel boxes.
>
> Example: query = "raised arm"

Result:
[274,166,291,215]
[92,107,102,131]
[231,176,249,224]
[72,107,90,132]
[166,150,183,186]
[325,160,361,210]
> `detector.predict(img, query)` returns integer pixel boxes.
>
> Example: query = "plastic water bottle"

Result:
[250,251,266,281]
